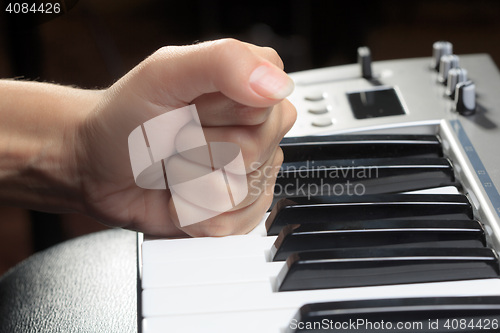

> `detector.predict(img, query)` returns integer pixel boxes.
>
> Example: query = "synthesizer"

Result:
[138,42,500,332]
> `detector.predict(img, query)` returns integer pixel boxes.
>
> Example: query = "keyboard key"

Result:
[271,219,486,261]
[274,157,455,199]
[277,247,500,291]
[266,194,473,236]
[280,134,443,161]
[288,296,500,333]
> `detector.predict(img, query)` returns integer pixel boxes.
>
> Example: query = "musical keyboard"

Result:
[138,42,500,332]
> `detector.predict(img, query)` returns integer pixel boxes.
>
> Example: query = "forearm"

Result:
[0,80,102,212]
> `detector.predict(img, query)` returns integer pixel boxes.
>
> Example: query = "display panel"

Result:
[347,87,406,119]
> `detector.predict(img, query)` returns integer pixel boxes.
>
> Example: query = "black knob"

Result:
[358,46,372,79]
[455,80,476,116]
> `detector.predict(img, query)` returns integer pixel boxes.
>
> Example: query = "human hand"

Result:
[72,39,296,237]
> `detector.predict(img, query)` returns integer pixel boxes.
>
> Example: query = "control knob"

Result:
[454,80,476,116]
[446,67,468,98]
[432,41,453,71]
[358,46,373,79]
[438,54,459,84]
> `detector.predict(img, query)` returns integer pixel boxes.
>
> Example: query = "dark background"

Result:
[1,0,500,273]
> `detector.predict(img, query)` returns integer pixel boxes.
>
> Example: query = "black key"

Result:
[277,247,499,292]
[288,296,500,333]
[271,220,486,261]
[280,134,443,162]
[274,157,455,199]
[266,194,473,236]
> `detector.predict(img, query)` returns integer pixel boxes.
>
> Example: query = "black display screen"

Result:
[347,87,406,119]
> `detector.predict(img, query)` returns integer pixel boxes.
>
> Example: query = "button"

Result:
[307,103,330,115]
[304,91,325,101]
[311,117,333,127]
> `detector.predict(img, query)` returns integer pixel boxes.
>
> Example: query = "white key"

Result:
[142,235,275,265]
[142,278,500,317]
[403,186,460,195]
[142,256,283,288]
[143,309,294,333]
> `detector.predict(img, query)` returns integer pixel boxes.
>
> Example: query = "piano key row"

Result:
[143,295,500,333]
[142,242,500,295]
[143,293,500,333]
[273,134,457,202]
[141,134,500,332]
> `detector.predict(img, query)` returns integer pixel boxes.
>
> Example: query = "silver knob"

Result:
[446,67,468,98]
[438,54,459,84]
[455,80,476,116]
[432,41,453,71]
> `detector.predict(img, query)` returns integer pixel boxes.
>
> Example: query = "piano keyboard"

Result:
[138,43,500,332]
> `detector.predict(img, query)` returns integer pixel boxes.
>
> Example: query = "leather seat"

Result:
[0,229,137,333]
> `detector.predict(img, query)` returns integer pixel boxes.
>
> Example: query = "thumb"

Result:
[131,39,295,108]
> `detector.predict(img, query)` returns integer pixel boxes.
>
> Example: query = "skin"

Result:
[0,39,297,238]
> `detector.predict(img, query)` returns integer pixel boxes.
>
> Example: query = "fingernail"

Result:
[249,64,294,100]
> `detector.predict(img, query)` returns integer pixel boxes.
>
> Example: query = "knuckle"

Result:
[262,46,284,69]
[210,38,246,58]
[224,129,261,171]
[194,218,236,237]
[150,45,176,61]
[235,106,271,126]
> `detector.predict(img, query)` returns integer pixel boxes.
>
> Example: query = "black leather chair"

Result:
[0,229,138,333]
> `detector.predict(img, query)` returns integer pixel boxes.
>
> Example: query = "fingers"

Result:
[192,93,273,126]
[231,146,284,211]
[242,42,284,70]
[188,41,288,127]
[131,38,294,108]
[124,190,188,238]
[89,39,297,238]
[175,99,297,172]
[166,145,283,216]
[168,148,283,236]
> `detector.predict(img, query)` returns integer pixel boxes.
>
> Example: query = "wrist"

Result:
[59,88,106,214]
[0,80,103,213]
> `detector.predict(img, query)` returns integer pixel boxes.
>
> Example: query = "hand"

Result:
[72,39,296,237]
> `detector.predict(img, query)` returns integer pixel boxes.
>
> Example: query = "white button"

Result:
[311,117,333,127]
[304,91,325,101]
[308,103,330,115]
